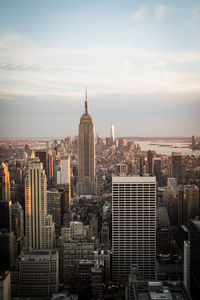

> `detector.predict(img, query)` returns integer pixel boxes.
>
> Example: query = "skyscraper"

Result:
[171,152,182,183]
[110,123,115,144]
[190,217,200,298]
[25,157,55,250]
[154,157,162,186]
[147,150,154,174]
[112,175,156,281]
[0,163,12,232]
[76,91,96,195]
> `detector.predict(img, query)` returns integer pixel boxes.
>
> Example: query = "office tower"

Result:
[47,151,54,186]
[25,158,55,250]
[0,163,12,231]
[47,189,61,236]
[154,157,162,186]
[0,271,11,300]
[192,135,197,150]
[11,250,59,299]
[76,91,96,195]
[57,156,71,185]
[112,176,156,281]
[178,185,199,228]
[147,150,154,174]
[171,152,182,183]
[190,217,200,299]
[110,123,115,144]
[139,157,146,175]
[101,222,109,246]
[35,150,47,175]
[163,183,177,225]
[178,186,184,230]
[11,202,24,255]
[184,241,190,292]
[0,163,14,270]
[0,162,10,202]
[11,202,24,238]
[58,187,71,225]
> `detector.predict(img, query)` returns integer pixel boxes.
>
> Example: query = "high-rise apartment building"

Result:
[112,176,156,281]
[25,158,55,250]
[76,92,96,195]
[171,152,182,183]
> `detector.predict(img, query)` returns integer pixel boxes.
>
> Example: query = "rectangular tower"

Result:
[112,175,156,281]
[25,158,55,250]
[171,152,182,183]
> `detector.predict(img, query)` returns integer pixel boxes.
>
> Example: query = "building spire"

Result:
[84,86,88,114]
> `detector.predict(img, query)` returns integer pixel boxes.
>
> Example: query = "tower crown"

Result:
[84,87,88,115]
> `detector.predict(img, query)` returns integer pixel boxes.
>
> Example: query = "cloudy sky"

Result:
[0,0,200,138]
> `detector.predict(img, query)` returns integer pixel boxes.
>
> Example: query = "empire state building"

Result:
[76,91,97,195]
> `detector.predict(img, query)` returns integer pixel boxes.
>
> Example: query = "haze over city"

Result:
[0,0,200,137]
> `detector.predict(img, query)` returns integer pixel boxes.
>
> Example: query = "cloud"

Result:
[155,5,168,19]
[1,32,200,98]
[192,6,200,20]
[132,5,147,20]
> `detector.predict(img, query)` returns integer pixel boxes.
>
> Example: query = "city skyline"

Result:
[0,0,200,138]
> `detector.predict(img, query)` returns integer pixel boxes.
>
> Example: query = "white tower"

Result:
[110,123,115,144]
[112,175,156,281]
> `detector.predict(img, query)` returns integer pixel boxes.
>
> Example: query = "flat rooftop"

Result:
[112,175,156,183]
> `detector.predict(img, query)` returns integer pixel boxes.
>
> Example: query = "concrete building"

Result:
[57,156,71,185]
[62,241,94,286]
[0,271,11,300]
[75,260,104,298]
[11,250,59,299]
[112,176,156,282]
[76,91,96,195]
[129,280,191,300]
[25,158,55,250]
